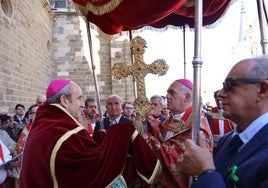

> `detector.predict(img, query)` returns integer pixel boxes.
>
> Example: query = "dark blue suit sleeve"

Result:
[191,171,226,188]
[260,179,268,188]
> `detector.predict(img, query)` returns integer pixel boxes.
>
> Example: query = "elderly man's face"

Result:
[65,82,85,120]
[150,98,163,114]
[106,96,122,120]
[217,60,260,127]
[166,81,188,114]
[36,95,46,105]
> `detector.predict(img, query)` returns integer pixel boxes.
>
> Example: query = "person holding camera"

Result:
[0,111,16,154]
[1,113,22,143]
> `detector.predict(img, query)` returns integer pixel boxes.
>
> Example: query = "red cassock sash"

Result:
[14,122,32,173]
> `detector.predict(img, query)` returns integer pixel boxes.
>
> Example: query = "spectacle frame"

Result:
[222,78,267,92]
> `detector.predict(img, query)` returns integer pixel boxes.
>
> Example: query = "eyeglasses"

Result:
[223,78,267,92]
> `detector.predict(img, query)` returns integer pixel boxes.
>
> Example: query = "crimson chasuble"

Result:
[14,122,32,174]
[19,103,160,188]
[144,106,214,188]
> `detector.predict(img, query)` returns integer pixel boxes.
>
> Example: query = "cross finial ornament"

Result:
[112,36,169,117]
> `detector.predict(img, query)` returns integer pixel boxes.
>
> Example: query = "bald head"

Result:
[229,56,268,79]
[36,95,46,105]
[166,79,193,114]
[218,56,268,130]
[0,108,8,115]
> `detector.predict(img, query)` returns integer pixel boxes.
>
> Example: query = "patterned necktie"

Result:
[215,134,243,177]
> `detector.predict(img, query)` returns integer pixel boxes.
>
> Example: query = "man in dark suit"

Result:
[13,104,28,125]
[182,56,268,188]
[95,95,133,131]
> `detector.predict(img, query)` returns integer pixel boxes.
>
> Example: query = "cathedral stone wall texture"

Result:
[0,0,135,114]
[0,0,55,112]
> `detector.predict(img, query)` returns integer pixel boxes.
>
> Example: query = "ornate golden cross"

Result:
[112,36,169,117]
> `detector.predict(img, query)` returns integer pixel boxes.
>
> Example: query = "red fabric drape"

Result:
[20,103,160,187]
[72,0,232,35]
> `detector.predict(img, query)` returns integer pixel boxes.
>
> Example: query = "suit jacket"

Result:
[95,116,133,131]
[192,123,268,188]
[13,115,28,125]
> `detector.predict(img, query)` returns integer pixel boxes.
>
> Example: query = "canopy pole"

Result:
[85,19,103,124]
[129,30,137,98]
[183,25,186,78]
[189,1,203,186]
[191,0,203,144]
[257,0,268,54]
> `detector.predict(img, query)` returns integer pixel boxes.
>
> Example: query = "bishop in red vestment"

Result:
[19,79,160,188]
[143,79,214,188]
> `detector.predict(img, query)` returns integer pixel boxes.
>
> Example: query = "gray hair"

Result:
[246,56,268,79]
[106,95,123,104]
[47,83,72,104]
[150,95,165,106]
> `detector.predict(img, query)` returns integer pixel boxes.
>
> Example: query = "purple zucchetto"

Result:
[46,79,70,99]
[176,79,193,90]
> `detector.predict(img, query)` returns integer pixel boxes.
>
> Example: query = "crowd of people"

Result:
[0,95,46,187]
[0,55,267,188]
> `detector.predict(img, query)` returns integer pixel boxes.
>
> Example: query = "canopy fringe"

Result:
[74,0,238,34]
[72,0,123,16]
[204,0,238,29]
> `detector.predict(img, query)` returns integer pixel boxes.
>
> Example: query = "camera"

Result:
[0,114,10,122]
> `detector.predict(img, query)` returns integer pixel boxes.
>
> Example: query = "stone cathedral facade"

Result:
[0,0,135,113]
